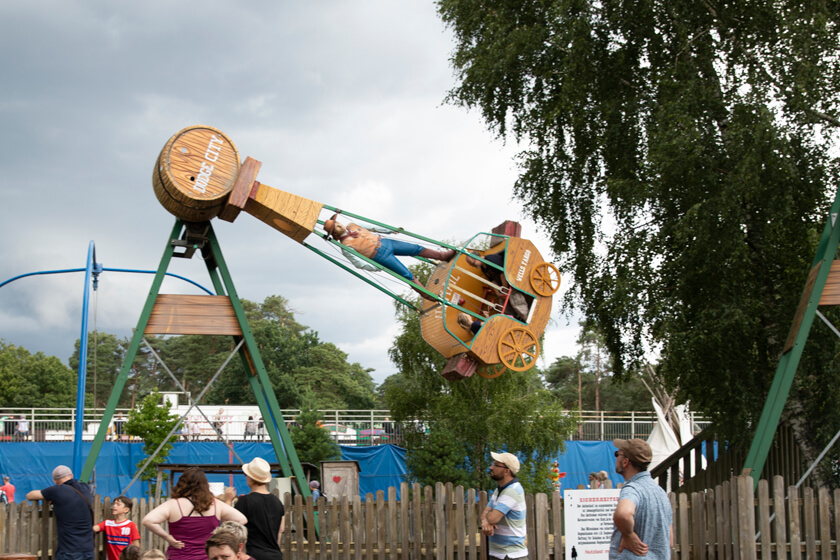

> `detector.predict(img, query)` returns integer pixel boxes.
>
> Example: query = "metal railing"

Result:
[0,408,710,444]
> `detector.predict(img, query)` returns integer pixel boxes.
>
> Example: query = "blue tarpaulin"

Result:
[0,441,410,500]
[0,440,690,500]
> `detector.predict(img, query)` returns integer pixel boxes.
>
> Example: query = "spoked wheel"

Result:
[530,262,561,296]
[497,327,540,372]
[477,363,506,379]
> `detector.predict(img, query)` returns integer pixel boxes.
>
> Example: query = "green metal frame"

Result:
[743,188,840,487]
[81,220,310,502]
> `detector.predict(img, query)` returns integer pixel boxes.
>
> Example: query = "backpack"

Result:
[0,490,7,504]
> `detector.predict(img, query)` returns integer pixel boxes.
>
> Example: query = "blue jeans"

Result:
[373,239,424,280]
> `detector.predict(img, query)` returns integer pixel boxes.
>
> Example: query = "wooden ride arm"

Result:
[218,156,323,244]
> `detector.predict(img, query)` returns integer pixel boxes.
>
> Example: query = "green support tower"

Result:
[743,187,840,486]
[80,219,310,500]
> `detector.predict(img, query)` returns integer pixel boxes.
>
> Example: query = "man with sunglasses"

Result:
[610,439,673,559]
[480,452,527,559]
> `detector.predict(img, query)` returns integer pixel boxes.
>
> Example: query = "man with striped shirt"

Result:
[481,452,527,559]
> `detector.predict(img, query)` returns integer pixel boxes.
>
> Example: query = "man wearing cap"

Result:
[322,215,455,297]
[309,480,321,501]
[233,458,285,560]
[610,439,673,559]
[26,465,95,560]
[481,452,527,559]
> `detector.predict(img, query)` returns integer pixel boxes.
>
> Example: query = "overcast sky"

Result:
[0,1,581,388]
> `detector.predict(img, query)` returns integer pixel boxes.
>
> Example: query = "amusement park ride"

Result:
[21,123,840,494]
[80,125,561,488]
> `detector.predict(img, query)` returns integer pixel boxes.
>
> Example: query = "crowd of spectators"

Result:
[25,461,292,560]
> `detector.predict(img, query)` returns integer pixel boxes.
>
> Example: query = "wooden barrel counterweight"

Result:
[153,125,241,222]
[152,125,323,242]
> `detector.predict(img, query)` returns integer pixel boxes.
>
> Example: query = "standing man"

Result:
[610,439,673,559]
[233,458,285,560]
[26,465,94,560]
[213,408,225,434]
[480,452,527,560]
[1,476,15,503]
[15,415,29,441]
[113,413,126,441]
[191,419,202,441]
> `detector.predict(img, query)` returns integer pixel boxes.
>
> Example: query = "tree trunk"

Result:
[595,349,601,413]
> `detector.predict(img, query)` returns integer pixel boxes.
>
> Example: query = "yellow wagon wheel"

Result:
[497,327,540,372]
[530,262,561,296]
[477,363,506,379]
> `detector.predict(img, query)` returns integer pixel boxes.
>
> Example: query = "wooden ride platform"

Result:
[420,237,559,376]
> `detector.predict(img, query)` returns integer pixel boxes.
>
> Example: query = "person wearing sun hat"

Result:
[233,458,285,560]
[481,452,527,559]
[609,439,673,559]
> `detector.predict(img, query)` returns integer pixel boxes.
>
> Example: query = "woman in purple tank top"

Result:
[143,468,247,560]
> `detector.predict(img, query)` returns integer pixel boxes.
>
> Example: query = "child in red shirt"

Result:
[95,496,141,560]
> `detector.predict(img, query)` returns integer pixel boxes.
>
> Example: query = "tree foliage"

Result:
[544,323,651,411]
[437,0,840,450]
[124,390,179,490]
[0,341,76,408]
[405,426,474,488]
[545,356,651,412]
[289,407,341,467]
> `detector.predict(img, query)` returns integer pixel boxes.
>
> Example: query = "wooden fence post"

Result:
[736,474,756,559]
[772,476,787,557]
[788,484,802,560]
[376,490,386,560]
[352,494,363,560]
[454,486,465,560]
[399,483,409,560]
[387,488,397,560]
[524,494,535,560]
[40,499,49,560]
[533,493,548,560]
[366,492,376,560]
[433,484,444,560]
[467,489,478,560]
[757,479,771,559]
[551,491,563,560]
[8,502,19,554]
[691,491,706,560]
[803,487,816,559]
[728,478,739,560]
[818,488,831,559]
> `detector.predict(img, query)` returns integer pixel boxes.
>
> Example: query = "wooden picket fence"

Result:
[0,475,838,559]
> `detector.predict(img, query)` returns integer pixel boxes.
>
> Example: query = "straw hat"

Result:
[242,457,272,484]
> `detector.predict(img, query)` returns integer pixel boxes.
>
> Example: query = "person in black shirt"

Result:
[26,465,95,560]
[234,458,284,560]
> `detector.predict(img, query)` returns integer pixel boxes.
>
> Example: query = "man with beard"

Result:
[609,439,673,559]
[480,452,526,560]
